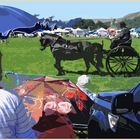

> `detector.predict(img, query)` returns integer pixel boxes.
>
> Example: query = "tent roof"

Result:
[0,5,38,32]
[97,27,107,32]
[75,28,83,31]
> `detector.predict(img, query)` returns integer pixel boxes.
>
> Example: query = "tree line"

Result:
[73,19,110,30]
[34,14,140,30]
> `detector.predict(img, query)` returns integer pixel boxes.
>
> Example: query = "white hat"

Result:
[77,75,89,87]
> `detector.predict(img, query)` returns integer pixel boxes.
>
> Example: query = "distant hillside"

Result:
[121,12,140,28]
[94,11,140,28]
[122,11,140,20]
[39,11,140,29]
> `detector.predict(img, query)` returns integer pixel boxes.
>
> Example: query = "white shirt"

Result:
[0,89,36,138]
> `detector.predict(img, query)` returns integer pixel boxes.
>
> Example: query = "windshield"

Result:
[129,82,140,103]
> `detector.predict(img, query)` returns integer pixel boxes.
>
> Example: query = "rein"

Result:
[51,36,61,46]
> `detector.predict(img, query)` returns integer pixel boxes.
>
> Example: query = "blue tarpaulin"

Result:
[0,5,39,33]
[0,5,56,39]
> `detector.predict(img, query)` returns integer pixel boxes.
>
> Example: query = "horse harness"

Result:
[51,37,81,53]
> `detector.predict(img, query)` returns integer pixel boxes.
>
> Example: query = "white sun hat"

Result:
[77,75,89,87]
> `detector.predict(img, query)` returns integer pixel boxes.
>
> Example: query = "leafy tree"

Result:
[95,20,109,29]
[74,19,96,30]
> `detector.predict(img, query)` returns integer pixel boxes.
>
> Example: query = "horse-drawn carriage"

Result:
[40,33,140,77]
[105,39,140,77]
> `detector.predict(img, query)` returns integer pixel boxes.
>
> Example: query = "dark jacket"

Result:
[115,27,131,42]
[110,27,132,49]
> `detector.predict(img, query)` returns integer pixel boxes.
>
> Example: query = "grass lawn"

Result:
[0,37,140,93]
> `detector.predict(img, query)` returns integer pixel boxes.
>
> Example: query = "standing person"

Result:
[0,52,37,138]
[76,75,96,101]
[110,21,132,49]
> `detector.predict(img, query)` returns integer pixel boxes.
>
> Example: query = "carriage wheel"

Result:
[106,46,140,77]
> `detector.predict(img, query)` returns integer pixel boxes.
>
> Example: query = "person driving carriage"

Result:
[109,21,132,49]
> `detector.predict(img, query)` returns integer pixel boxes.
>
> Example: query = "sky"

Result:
[0,1,140,21]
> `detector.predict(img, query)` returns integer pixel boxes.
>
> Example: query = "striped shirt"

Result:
[0,89,36,138]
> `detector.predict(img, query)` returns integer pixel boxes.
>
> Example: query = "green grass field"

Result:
[0,37,140,93]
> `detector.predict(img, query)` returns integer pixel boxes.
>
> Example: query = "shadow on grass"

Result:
[134,69,140,76]
[64,70,109,76]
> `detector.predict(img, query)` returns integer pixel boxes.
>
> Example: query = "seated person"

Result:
[110,21,132,49]
[0,89,37,138]
[0,51,37,138]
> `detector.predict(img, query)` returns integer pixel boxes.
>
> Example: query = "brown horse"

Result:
[40,33,103,75]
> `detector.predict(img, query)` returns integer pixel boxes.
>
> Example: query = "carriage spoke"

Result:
[119,55,124,60]
[126,57,138,72]
[106,45,140,77]
[126,64,135,71]
[109,57,122,64]
[122,61,134,73]
[109,61,120,68]
[109,60,118,63]
[122,56,131,61]
[124,64,130,73]
[127,61,137,66]
[110,56,138,74]
[111,60,127,74]
[119,63,125,73]
[112,63,122,73]
[115,65,122,73]
[109,60,120,64]
[108,57,122,74]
